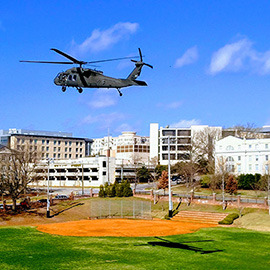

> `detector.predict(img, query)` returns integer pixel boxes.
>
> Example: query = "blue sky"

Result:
[1,0,270,138]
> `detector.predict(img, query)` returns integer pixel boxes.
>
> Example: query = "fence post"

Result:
[133,200,135,218]
[213,193,216,202]
[121,200,123,218]
[237,195,241,206]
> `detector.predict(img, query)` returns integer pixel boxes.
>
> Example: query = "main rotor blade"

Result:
[87,55,140,64]
[19,60,74,64]
[51,48,85,65]
[138,48,143,62]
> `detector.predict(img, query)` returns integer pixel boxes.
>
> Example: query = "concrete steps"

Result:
[173,211,228,224]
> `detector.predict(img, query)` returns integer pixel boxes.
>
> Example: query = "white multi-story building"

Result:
[150,123,222,165]
[91,131,150,164]
[215,136,270,175]
[35,156,115,188]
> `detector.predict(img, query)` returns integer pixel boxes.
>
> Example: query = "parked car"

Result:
[37,199,47,203]
[55,195,69,200]
[172,175,186,184]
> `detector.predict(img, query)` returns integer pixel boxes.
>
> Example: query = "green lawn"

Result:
[0,226,269,269]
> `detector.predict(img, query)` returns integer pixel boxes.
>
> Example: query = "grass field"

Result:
[0,226,269,270]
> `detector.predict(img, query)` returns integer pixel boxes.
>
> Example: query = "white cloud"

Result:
[114,123,134,133]
[170,119,201,128]
[71,22,139,55]
[157,101,183,109]
[87,90,118,108]
[80,112,126,130]
[174,46,198,68]
[209,38,270,75]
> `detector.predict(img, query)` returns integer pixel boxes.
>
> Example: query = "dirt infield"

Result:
[36,219,217,237]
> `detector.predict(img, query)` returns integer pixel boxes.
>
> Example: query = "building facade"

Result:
[215,136,270,175]
[35,156,115,188]
[0,128,93,160]
[150,123,222,165]
[91,131,150,164]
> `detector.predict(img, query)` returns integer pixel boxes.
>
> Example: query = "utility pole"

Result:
[81,162,84,195]
[47,158,54,218]
[107,128,110,184]
[167,136,173,217]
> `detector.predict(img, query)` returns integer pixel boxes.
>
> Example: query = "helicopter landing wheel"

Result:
[117,88,123,96]
[62,86,66,92]
[77,87,83,93]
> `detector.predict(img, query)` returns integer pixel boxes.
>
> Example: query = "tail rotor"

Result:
[131,48,153,69]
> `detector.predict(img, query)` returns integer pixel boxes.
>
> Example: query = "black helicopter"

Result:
[20,48,153,96]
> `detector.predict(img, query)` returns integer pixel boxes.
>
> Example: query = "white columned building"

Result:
[215,136,270,175]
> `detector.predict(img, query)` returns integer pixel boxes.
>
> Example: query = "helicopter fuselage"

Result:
[54,67,140,90]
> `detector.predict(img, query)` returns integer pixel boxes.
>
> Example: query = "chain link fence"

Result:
[89,199,152,219]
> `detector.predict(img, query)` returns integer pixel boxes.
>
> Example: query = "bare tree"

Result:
[231,123,262,139]
[192,127,222,174]
[0,144,41,211]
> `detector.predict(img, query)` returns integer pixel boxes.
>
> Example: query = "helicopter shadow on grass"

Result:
[136,237,223,254]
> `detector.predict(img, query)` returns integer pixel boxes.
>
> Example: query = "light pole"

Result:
[46,158,54,218]
[267,166,270,215]
[164,136,174,218]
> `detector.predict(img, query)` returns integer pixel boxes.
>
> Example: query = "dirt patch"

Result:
[36,219,217,237]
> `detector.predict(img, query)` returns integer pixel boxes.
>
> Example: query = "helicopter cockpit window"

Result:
[68,75,72,81]
[73,75,77,81]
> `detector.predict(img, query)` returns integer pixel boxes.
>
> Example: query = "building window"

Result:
[249,145,252,149]
[58,141,61,145]
[103,161,106,167]
[249,164,252,171]
[238,156,241,161]
[103,171,106,176]
[53,153,56,158]
[65,147,67,152]
[255,164,259,171]
[266,144,269,149]
[237,164,241,172]
[47,140,49,145]
[69,141,72,146]
[42,140,45,144]
[42,146,45,151]
[226,145,234,150]
[69,154,71,158]
[162,130,176,136]
[249,156,252,162]
[69,148,72,152]
[65,154,67,158]
[65,142,68,145]
[266,155,269,161]
[54,147,56,152]
[255,155,259,161]
[46,147,49,151]
[58,154,60,158]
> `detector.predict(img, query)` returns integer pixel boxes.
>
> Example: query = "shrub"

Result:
[122,180,133,197]
[218,213,239,225]
[237,174,261,190]
[99,185,105,197]
[225,175,238,195]
[200,175,211,188]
